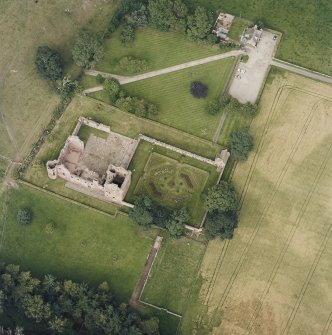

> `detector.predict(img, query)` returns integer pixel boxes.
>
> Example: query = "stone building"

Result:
[212,12,235,41]
[46,117,135,206]
[242,25,263,47]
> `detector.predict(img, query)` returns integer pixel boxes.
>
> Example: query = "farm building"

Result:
[241,25,263,47]
[212,12,234,41]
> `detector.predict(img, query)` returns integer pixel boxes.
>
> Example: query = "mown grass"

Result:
[228,17,252,41]
[0,0,117,159]
[77,124,109,143]
[97,26,223,74]
[186,0,332,74]
[0,185,157,302]
[141,237,206,315]
[121,58,234,140]
[126,141,220,226]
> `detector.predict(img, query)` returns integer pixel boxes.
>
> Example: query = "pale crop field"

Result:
[182,70,332,335]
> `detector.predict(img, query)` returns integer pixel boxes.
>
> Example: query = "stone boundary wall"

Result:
[138,135,216,167]
[72,116,111,136]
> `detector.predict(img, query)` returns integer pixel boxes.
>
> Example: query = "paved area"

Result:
[229,31,277,103]
[271,59,332,85]
[83,50,244,94]
[129,236,163,306]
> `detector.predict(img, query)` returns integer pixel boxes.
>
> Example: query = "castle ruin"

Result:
[47,117,137,206]
[47,117,230,207]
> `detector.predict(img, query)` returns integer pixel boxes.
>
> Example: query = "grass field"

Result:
[228,17,251,41]
[0,185,157,303]
[186,0,332,75]
[179,70,332,334]
[121,58,234,140]
[141,237,206,315]
[0,0,117,161]
[0,158,9,184]
[126,141,220,226]
[97,26,223,74]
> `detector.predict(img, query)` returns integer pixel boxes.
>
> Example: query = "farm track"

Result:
[206,82,331,331]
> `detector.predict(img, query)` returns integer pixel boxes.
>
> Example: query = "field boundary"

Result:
[17,179,120,219]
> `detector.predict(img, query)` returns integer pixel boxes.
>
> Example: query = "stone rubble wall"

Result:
[138,134,229,171]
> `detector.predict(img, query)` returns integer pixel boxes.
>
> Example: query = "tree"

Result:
[119,56,148,74]
[55,75,79,100]
[104,77,121,103]
[120,24,135,44]
[17,208,32,225]
[48,316,67,334]
[205,181,239,212]
[22,295,51,322]
[127,5,149,27]
[148,0,187,31]
[129,196,153,229]
[35,46,63,80]
[220,94,232,109]
[187,6,211,40]
[205,99,221,115]
[241,103,258,117]
[72,30,104,68]
[166,208,189,238]
[230,128,254,160]
[205,210,238,240]
[140,317,160,334]
[190,81,208,98]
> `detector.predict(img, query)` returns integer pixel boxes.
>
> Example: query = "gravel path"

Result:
[83,50,244,94]
[271,59,332,85]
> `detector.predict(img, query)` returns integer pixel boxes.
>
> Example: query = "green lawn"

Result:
[0,0,117,159]
[77,124,109,143]
[122,58,234,140]
[126,142,220,226]
[0,185,156,302]
[97,26,223,74]
[141,237,206,315]
[186,0,332,74]
[228,17,251,41]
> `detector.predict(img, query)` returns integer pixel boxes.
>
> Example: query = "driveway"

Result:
[229,31,277,103]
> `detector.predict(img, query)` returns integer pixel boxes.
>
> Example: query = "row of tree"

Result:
[129,196,190,239]
[0,264,159,334]
[148,0,215,42]
[102,77,159,118]
[129,179,240,241]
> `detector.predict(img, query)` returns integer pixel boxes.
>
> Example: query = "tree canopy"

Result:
[230,128,254,161]
[205,181,239,212]
[72,31,104,69]
[35,46,63,81]
[148,0,188,31]
[186,6,211,40]
[205,99,221,115]
[129,196,154,229]
[166,208,189,239]
[205,210,238,240]
[0,264,158,334]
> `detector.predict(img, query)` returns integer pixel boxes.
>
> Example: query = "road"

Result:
[271,59,332,85]
[83,50,245,94]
